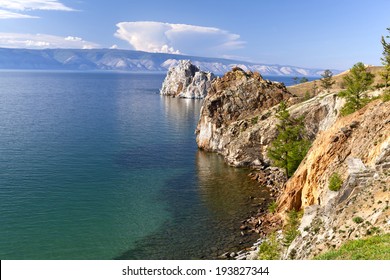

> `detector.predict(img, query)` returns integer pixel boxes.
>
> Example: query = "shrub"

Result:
[258,232,281,260]
[251,116,259,125]
[352,216,364,224]
[268,201,278,214]
[283,210,300,246]
[383,90,390,102]
[328,172,343,191]
[303,90,311,101]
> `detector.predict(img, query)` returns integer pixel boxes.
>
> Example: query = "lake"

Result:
[0,71,280,259]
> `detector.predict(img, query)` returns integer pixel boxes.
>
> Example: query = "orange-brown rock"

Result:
[275,98,390,259]
[278,99,390,212]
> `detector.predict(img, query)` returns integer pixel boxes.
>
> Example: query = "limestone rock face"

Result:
[195,66,346,167]
[160,60,215,99]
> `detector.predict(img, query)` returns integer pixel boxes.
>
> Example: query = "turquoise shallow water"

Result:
[0,71,272,259]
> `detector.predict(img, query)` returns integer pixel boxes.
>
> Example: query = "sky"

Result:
[0,0,389,70]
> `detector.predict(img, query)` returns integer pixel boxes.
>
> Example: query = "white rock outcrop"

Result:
[160,60,215,99]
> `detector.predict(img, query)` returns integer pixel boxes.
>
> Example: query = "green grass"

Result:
[314,234,390,260]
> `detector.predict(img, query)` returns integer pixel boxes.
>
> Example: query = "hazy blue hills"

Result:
[0,48,337,76]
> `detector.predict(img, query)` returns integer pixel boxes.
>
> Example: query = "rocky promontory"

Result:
[160,60,215,99]
[195,67,292,167]
[195,67,345,167]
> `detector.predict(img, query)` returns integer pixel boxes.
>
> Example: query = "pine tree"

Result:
[300,77,309,83]
[339,62,374,116]
[312,81,318,96]
[381,27,390,89]
[320,69,335,91]
[267,102,311,177]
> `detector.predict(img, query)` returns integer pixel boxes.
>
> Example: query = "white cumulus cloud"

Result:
[114,21,245,57]
[0,33,100,49]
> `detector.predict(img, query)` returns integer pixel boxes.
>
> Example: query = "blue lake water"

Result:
[0,71,296,260]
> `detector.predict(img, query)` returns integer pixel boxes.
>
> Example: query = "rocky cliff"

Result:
[276,99,390,259]
[195,66,389,259]
[160,60,215,99]
[196,67,292,166]
[195,67,345,167]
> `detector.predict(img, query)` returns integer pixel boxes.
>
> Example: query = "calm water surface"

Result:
[0,71,271,259]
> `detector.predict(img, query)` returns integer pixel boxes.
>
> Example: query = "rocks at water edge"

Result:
[160,60,215,99]
[195,66,347,167]
[195,67,293,167]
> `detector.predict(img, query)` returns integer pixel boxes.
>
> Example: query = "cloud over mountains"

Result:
[0,33,99,49]
[115,21,246,56]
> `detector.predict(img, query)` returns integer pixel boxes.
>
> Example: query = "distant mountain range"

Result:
[0,48,339,76]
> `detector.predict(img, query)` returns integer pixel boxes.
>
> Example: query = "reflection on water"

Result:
[196,151,270,219]
[161,96,203,132]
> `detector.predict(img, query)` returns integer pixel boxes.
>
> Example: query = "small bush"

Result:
[258,232,281,260]
[383,90,390,102]
[352,216,364,224]
[303,91,311,101]
[268,201,278,214]
[328,172,343,191]
[251,116,259,125]
[283,210,300,246]
[288,248,297,260]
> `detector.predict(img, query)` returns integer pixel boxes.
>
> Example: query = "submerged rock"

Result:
[160,60,215,99]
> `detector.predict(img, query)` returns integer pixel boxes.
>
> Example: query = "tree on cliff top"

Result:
[267,102,310,177]
[381,27,390,90]
[338,62,374,116]
[320,69,335,91]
